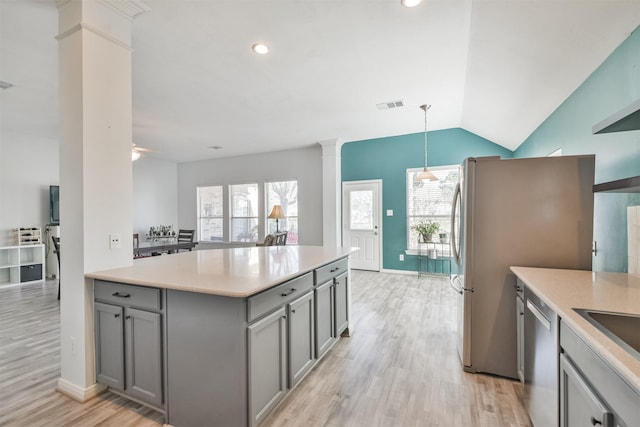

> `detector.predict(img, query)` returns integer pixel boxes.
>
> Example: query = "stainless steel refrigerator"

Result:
[449,155,595,379]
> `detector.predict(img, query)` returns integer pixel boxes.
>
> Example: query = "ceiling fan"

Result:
[131,143,153,161]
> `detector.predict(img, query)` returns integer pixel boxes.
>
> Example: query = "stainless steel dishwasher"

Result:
[524,285,559,427]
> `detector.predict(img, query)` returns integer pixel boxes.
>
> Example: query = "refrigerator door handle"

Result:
[450,275,463,295]
[450,183,461,264]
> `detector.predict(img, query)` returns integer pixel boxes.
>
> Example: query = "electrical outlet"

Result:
[70,336,77,354]
[109,233,121,249]
[399,254,404,261]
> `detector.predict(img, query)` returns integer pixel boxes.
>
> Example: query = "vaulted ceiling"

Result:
[2,0,640,162]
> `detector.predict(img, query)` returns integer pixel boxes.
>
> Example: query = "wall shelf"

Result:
[592,99,640,134]
[593,176,640,193]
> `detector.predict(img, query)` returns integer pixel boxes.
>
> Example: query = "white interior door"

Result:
[342,180,381,271]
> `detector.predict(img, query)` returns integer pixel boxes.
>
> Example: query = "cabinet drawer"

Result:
[95,280,161,311]
[314,257,348,285]
[248,273,313,323]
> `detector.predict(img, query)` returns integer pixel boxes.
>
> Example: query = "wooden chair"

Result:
[51,236,61,300]
[273,231,288,246]
[177,229,195,252]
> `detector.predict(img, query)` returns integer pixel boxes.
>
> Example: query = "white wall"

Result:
[0,130,59,247]
[177,145,324,245]
[133,156,178,238]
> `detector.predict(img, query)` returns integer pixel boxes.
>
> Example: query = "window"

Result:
[197,185,223,241]
[230,183,259,242]
[407,165,459,250]
[266,180,298,243]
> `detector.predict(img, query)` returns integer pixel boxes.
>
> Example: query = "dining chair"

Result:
[177,229,195,252]
[51,236,61,300]
[274,231,288,246]
[256,234,275,246]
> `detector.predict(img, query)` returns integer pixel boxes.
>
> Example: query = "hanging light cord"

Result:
[420,104,431,169]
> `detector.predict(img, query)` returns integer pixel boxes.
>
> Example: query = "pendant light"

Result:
[416,104,438,182]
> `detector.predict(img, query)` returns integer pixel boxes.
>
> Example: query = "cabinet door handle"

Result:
[330,267,340,272]
[291,309,296,313]
[114,313,120,318]
[112,292,131,298]
[281,288,297,297]
[126,315,131,320]
[591,417,602,426]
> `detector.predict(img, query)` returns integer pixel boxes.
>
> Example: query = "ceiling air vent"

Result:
[376,100,405,110]
[0,80,15,90]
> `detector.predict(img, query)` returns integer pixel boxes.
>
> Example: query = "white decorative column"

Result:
[56,0,148,401]
[320,139,343,247]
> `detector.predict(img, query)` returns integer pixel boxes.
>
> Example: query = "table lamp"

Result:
[268,205,285,232]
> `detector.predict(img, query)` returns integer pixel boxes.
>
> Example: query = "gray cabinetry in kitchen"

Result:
[559,353,613,427]
[94,280,165,409]
[315,279,334,358]
[248,307,288,427]
[288,291,315,388]
[94,253,351,427]
[247,272,314,427]
[314,258,349,359]
[560,321,639,427]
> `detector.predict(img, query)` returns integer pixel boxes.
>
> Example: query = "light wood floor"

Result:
[0,271,530,427]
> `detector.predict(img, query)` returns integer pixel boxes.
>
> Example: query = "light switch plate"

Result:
[386,209,393,216]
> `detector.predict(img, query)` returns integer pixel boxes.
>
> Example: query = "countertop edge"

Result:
[510,266,640,394]
[85,246,356,298]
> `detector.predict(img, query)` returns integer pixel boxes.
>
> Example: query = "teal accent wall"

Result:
[515,26,640,272]
[342,128,513,271]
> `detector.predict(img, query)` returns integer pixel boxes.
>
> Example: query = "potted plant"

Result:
[413,221,440,243]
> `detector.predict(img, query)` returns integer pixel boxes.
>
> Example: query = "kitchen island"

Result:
[511,267,640,427]
[86,245,356,427]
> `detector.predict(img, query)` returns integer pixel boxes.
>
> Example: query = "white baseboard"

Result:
[56,378,107,402]
[380,268,419,276]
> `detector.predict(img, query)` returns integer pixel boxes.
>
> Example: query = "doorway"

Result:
[342,180,381,271]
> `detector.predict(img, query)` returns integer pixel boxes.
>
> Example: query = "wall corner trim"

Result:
[56,378,107,402]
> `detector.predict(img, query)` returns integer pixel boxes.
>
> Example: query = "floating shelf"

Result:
[592,99,640,134]
[593,176,640,193]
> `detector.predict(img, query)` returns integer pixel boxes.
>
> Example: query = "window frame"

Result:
[406,165,459,251]
[229,182,260,242]
[265,179,299,244]
[196,184,224,242]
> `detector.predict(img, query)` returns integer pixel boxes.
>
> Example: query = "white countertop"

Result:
[510,267,640,393]
[87,245,356,297]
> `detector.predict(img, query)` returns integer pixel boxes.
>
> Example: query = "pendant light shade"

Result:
[417,104,438,182]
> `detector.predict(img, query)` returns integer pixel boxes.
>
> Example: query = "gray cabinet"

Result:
[125,307,163,407]
[248,307,287,427]
[334,273,348,336]
[288,291,315,388]
[560,353,613,427]
[94,281,164,409]
[560,321,640,427]
[314,259,350,360]
[95,302,124,390]
[315,280,335,358]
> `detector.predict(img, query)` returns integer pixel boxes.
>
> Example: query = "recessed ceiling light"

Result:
[251,43,269,55]
[401,0,422,7]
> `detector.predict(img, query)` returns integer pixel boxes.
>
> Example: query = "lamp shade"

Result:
[268,205,285,220]
[416,167,438,182]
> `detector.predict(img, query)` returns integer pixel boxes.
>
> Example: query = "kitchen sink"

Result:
[574,309,640,361]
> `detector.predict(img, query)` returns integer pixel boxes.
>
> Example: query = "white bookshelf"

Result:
[0,244,45,286]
